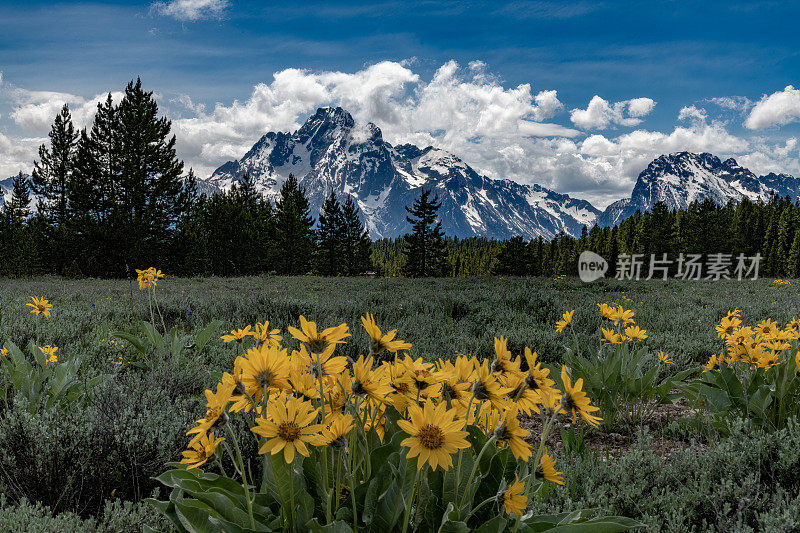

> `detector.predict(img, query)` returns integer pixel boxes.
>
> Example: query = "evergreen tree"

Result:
[403,188,447,277]
[788,230,800,278]
[316,190,344,276]
[274,174,315,274]
[495,235,528,275]
[31,104,78,272]
[31,104,78,225]
[2,173,37,277]
[7,172,31,224]
[340,195,372,275]
[112,78,187,275]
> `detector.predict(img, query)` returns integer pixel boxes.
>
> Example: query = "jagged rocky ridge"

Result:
[596,152,800,227]
[205,107,598,240]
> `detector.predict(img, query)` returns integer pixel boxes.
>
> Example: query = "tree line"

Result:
[3,79,800,279]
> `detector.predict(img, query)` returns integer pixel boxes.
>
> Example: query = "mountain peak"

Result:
[204,107,598,240]
[598,151,800,227]
[299,106,354,131]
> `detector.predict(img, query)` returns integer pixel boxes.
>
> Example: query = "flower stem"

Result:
[459,436,496,509]
[226,424,255,530]
[401,467,422,533]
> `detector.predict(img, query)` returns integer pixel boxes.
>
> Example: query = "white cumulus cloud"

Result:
[570,95,656,130]
[151,0,230,21]
[169,60,580,180]
[3,63,800,209]
[744,85,800,130]
[678,105,708,123]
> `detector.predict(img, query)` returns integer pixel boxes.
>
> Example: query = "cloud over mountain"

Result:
[1,62,799,208]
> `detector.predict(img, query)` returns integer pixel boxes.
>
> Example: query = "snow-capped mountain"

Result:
[597,152,800,227]
[205,107,599,240]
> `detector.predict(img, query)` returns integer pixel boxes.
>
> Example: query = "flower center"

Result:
[472,379,491,400]
[393,381,410,394]
[493,423,511,441]
[525,373,542,391]
[442,382,459,400]
[370,338,386,355]
[351,380,368,396]
[413,370,432,390]
[308,339,329,354]
[562,392,576,411]
[277,421,301,442]
[418,424,445,449]
[256,370,275,388]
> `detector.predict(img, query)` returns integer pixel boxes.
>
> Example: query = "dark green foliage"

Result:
[0,496,169,532]
[403,188,447,277]
[340,194,373,275]
[0,371,200,516]
[274,174,315,274]
[173,173,276,276]
[31,104,77,226]
[316,190,344,275]
[495,236,529,275]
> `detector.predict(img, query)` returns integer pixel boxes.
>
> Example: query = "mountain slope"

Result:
[205,107,599,240]
[597,152,800,227]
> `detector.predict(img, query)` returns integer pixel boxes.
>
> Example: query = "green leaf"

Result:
[368,479,404,533]
[196,320,224,354]
[305,519,354,533]
[472,515,508,533]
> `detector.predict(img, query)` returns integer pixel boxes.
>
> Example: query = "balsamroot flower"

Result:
[493,406,532,461]
[39,345,58,363]
[135,267,163,290]
[180,431,224,469]
[187,381,235,444]
[657,351,674,364]
[555,310,574,333]
[27,296,53,318]
[361,313,412,355]
[501,476,526,516]
[251,397,324,463]
[288,316,349,354]
[559,366,601,428]
[398,400,470,471]
[221,325,253,343]
[537,448,565,485]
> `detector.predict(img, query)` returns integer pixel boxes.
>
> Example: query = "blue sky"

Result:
[2,0,800,206]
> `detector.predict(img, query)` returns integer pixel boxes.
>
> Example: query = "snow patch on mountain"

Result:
[204,107,600,240]
[596,152,800,227]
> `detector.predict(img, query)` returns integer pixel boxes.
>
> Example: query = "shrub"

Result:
[0,371,200,515]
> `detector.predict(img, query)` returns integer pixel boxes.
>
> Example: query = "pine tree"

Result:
[31,104,78,273]
[113,78,187,275]
[3,172,37,276]
[495,235,528,275]
[787,230,800,279]
[274,174,315,274]
[340,195,372,275]
[31,104,78,225]
[316,190,344,276]
[403,188,447,277]
[7,172,31,225]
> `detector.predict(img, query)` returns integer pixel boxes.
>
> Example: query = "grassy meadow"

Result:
[0,275,799,531]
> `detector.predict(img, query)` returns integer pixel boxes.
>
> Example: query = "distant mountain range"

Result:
[596,152,800,227]
[205,107,598,240]
[5,107,800,239]
[205,107,800,238]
